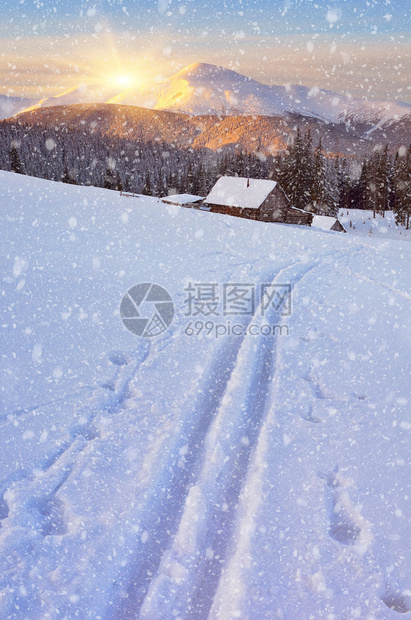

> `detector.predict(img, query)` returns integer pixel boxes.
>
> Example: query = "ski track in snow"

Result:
[135,258,325,620]
[102,258,312,618]
[351,272,411,302]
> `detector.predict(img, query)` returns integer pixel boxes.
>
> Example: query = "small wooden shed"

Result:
[311,215,347,232]
[161,193,204,208]
[204,176,312,225]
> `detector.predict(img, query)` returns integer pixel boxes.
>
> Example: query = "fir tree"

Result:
[142,173,152,196]
[376,145,391,217]
[234,151,246,177]
[166,169,178,196]
[9,145,24,174]
[61,166,77,185]
[393,145,411,229]
[367,146,391,218]
[61,166,70,184]
[336,158,351,212]
[186,162,194,194]
[104,167,116,190]
[279,128,313,210]
[310,139,331,214]
[356,158,370,210]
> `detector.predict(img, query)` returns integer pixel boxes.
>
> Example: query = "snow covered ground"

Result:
[0,171,410,619]
[339,209,411,242]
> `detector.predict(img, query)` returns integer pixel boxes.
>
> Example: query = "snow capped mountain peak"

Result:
[172,62,250,83]
[154,62,411,127]
[153,62,280,117]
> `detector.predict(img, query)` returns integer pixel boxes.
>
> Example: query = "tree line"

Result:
[351,144,411,228]
[1,120,410,227]
[275,128,411,227]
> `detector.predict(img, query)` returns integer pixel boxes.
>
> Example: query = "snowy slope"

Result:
[0,171,410,618]
[154,63,411,126]
[339,208,411,242]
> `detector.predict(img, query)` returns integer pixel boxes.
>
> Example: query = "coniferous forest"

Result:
[1,119,410,227]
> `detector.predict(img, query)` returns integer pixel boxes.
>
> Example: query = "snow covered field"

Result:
[339,209,411,242]
[0,171,410,619]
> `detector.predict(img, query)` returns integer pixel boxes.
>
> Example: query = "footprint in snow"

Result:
[301,370,338,400]
[319,466,373,554]
[108,350,129,366]
[296,402,322,424]
[0,496,9,524]
[34,495,67,536]
[382,590,411,614]
[352,392,367,401]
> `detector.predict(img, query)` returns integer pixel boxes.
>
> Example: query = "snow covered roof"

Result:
[205,176,277,210]
[161,194,204,205]
[312,215,342,231]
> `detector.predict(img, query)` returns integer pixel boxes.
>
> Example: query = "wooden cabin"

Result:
[204,176,313,225]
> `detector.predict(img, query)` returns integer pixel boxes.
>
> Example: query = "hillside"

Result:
[3,102,410,156]
[0,171,410,618]
[3,104,202,148]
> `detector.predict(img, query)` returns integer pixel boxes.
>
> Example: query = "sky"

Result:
[0,0,410,105]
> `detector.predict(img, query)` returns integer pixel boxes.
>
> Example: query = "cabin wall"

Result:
[285,209,313,226]
[258,187,289,222]
[207,204,259,219]
[331,220,347,232]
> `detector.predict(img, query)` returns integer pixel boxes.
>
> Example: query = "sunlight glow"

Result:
[115,75,133,88]
[104,71,147,93]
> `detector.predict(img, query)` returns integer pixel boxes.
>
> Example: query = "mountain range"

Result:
[1,63,410,156]
[3,63,410,126]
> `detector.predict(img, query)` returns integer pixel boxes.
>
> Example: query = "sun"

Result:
[108,73,146,91]
[115,74,133,88]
